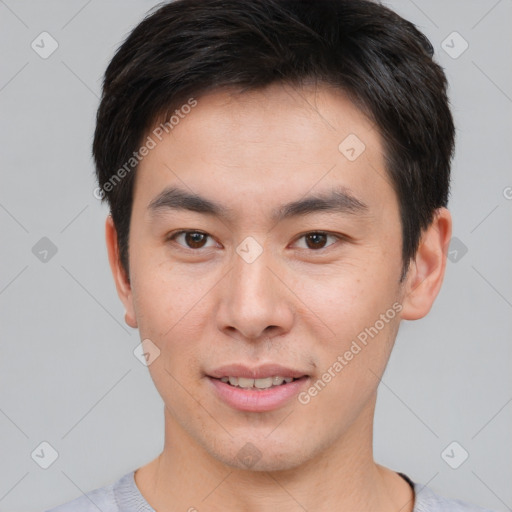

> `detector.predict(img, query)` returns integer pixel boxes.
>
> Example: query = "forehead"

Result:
[133,82,396,221]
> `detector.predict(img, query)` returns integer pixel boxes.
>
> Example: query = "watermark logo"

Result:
[32,237,58,263]
[338,134,366,162]
[447,237,468,263]
[93,98,198,200]
[298,302,402,405]
[441,31,469,59]
[236,236,263,264]
[31,31,59,59]
[441,441,469,469]
[31,441,59,469]
[236,442,262,468]
[133,338,161,366]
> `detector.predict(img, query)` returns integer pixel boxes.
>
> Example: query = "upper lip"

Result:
[208,364,308,380]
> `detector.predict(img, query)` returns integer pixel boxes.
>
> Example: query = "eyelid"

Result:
[167,229,219,249]
[167,229,347,251]
[290,231,343,250]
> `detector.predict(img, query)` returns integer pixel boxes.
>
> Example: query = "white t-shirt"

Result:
[45,470,497,512]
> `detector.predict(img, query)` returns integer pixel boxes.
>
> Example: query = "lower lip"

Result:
[208,377,309,412]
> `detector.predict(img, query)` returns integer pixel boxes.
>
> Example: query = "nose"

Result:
[217,245,294,343]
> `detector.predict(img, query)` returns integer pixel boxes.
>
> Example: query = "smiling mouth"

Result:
[211,376,306,390]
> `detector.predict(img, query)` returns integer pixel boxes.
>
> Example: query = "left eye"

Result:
[293,232,340,250]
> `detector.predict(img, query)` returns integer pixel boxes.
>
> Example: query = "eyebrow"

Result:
[147,185,368,223]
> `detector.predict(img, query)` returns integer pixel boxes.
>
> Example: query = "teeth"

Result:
[254,377,273,389]
[272,376,285,386]
[219,375,296,389]
[238,377,254,388]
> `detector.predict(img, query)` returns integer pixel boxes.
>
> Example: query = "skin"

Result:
[106,82,451,511]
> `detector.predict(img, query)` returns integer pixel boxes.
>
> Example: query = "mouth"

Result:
[206,364,310,412]
[213,375,301,390]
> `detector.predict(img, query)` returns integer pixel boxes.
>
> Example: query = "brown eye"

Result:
[304,232,328,249]
[184,232,207,248]
[294,231,339,251]
[169,230,215,249]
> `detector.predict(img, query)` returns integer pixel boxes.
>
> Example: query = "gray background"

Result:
[1,0,511,510]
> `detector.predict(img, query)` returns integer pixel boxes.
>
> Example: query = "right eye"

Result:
[167,230,218,250]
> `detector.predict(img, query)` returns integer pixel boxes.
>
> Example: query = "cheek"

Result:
[301,311,400,425]
[129,260,217,404]
[130,269,207,406]
[289,255,400,341]
[130,251,209,338]
[290,255,402,395]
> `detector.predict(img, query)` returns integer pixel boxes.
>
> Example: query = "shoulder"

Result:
[44,471,134,512]
[413,481,497,512]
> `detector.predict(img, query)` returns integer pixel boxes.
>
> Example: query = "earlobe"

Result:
[400,208,452,321]
[105,215,138,329]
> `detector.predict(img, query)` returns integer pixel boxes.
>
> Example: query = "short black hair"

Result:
[93,0,455,282]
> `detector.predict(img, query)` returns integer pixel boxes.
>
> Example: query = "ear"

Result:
[400,207,452,320]
[105,215,138,328]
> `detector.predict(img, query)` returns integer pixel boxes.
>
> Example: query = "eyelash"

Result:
[167,230,344,252]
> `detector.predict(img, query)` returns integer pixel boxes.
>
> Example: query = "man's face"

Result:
[121,83,408,470]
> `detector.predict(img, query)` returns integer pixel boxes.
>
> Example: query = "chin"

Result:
[201,434,316,473]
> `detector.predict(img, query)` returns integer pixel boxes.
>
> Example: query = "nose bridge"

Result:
[219,241,293,340]
[233,248,273,300]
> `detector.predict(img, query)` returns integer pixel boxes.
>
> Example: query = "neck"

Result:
[135,395,414,512]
